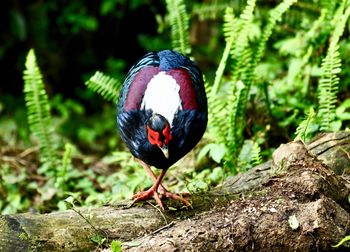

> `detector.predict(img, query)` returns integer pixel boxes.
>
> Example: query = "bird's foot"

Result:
[132,187,165,209]
[158,186,191,207]
[132,186,191,210]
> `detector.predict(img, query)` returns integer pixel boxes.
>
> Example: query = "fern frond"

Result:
[318,5,350,131]
[85,71,121,102]
[166,0,191,55]
[222,7,237,43]
[207,0,297,171]
[211,7,236,95]
[192,2,231,21]
[23,49,59,168]
[205,81,230,143]
[227,80,246,157]
[55,143,72,190]
[230,0,256,81]
[295,107,316,142]
[251,141,262,166]
[254,0,298,68]
[234,0,297,105]
[215,0,256,160]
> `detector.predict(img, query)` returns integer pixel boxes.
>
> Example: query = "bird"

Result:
[117,50,207,209]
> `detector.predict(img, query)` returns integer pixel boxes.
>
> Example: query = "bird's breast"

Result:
[141,71,182,126]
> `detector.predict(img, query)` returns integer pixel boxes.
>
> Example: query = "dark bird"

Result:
[117,50,207,209]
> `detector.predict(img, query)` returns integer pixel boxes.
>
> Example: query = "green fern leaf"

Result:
[254,0,298,68]
[23,49,59,168]
[211,7,236,95]
[207,0,297,171]
[85,71,121,102]
[229,0,297,158]
[230,0,256,81]
[251,141,262,166]
[192,2,231,21]
[318,5,350,131]
[227,80,246,157]
[295,107,316,142]
[166,0,191,55]
[205,81,230,143]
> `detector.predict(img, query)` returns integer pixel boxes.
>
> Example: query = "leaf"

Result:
[295,107,316,142]
[85,71,121,102]
[336,98,350,121]
[165,0,191,55]
[197,144,213,162]
[64,196,76,208]
[332,235,350,248]
[90,234,106,246]
[208,167,224,184]
[209,143,226,164]
[23,49,59,169]
[111,240,123,252]
[317,6,350,131]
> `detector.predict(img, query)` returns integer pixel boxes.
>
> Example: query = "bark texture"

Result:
[1,132,350,251]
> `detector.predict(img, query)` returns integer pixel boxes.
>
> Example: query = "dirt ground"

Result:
[124,141,350,251]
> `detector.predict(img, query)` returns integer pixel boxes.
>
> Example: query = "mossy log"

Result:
[1,132,350,251]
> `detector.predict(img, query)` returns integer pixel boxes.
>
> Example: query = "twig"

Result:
[152,221,175,234]
[146,200,168,225]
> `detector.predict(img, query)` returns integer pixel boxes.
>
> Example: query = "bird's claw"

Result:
[132,188,165,209]
[132,187,191,209]
[160,191,191,206]
[157,187,191,206]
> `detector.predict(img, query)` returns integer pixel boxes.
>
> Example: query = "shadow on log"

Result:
[1,132,350,251]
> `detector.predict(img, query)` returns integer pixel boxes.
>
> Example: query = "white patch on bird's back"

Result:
[141,71,182,126]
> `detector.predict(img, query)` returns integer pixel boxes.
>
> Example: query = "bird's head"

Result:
[146,114,172,159]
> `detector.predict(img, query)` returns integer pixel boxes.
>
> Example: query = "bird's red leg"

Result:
[134,160,191,208]
[132,168,168,209]
[137,159,168,193]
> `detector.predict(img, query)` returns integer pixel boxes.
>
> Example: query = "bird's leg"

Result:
[132,168,168,209]
[137,159,168,193]
[134,159,191,208]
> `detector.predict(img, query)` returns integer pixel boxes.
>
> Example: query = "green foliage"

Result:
[295,108,316,142]
[23,49,59,170]
[110,240,123,252]
[332,234,350,248]
[0,164,32,214]
[85,71,121,103]
[165,0,191,55]
[251,141,262,166]
[254,0,298,67]
[186,166,224,193]
[317,5,350,131]
[211,7,236,95]
[206,0,297,171]
[55,143,73,190]
[193,2,231,21]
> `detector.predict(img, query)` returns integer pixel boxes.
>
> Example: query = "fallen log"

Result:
[1,132,350,251]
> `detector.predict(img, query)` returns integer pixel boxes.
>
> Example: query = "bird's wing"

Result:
[179,62,207,113]
[157,50,207,113]
[117,52,160,113]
